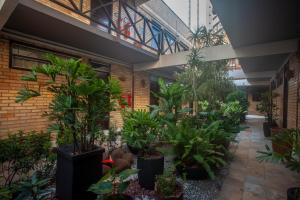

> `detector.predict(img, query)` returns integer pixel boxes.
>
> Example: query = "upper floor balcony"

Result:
[1,0,189,65]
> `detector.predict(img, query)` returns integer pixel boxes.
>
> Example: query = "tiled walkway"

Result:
[217,117,300,200]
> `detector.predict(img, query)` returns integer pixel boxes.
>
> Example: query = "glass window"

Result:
[90,60,111,129]
[151,22,161,50]
[90,60,110,80]
[11,43,75,70]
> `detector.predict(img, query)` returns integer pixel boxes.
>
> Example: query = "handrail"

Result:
[49,0,189,55]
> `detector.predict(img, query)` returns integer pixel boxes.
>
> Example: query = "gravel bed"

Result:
[181,179,222,200]
[126,162,229,200]
[128,154,229,200]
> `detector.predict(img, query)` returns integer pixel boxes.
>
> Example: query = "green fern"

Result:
[21,71,37,82]
[16,87,40,103]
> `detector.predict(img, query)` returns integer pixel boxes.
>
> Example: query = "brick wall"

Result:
[110,66,151,128]
[134,71,150,111]
[271,52,300,129]
[0,40,52,138]
[110,64,133,128]
[273,84,284,127]
[0,39,151,137]
[287,53,299,129]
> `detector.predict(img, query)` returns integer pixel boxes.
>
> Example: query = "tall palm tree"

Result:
[189,26,224,48]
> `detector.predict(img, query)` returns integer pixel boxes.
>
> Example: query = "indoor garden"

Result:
[0,27,249,200]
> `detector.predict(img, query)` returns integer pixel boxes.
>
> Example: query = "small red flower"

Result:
[102,156,114,165]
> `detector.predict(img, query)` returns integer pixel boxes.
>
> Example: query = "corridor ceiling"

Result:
[211,0,300,78]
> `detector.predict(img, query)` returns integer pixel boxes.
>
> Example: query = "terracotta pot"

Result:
[271,128,292,155]
[271,127,283,136]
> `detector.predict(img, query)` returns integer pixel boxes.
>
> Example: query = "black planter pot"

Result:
[287,187,300,200]
[176,165,209,180]
[137,154,164,190]
[263,122,271,137]
[56,145,105,200]
[127,144,140,155]
[240,114,246,123]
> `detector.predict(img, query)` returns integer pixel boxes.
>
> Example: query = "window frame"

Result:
[9,41,78,71]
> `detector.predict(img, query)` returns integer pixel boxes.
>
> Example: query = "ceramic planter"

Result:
[287,187,300,200]
[137,154,164,190]
[56,145,105,200]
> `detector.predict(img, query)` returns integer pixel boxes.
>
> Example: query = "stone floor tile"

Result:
[218,117,295,200]
[228,168,246,182]
[243,191,266,200]
[245,175,264,186]
[265,188,286,200]
[244,182,265,195]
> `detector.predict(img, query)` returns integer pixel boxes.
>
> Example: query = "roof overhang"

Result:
[211,0,300,85]
[1,0,158,64]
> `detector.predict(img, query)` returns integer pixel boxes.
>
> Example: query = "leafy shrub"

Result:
[15,172,54,200]
[0,187,12,200]
[226,90,248,118]
[105,126,121,153]
[220,101,243,132]
[257,129,299,172]
[88,168,138,200]
[122,110,159,155]
[167,121,226,179]
[155,168,177,197]
[0,131,52,187]
[256,91,279,124]
[17,55,122,153]
[202,121,234,149]
[150,79,188,124]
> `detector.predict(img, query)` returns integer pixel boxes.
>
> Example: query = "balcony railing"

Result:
[47,0,189,55]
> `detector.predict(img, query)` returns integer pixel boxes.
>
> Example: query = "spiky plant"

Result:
[189,26,225,49]
[16,54,122,153]
[257,129,300,173]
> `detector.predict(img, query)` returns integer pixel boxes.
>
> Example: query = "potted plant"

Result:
[16,55,122,200]
[226,90,248,122]
[149,78,188,125]
[256,91,279,137]
[269,128,292,154]
[220,101,244,133]
[257,129,299,200]
[122,110,163,190]
[15,172,54,200]
[155,168,183,200]
[167,120,226,180]
[88,167,138,200]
